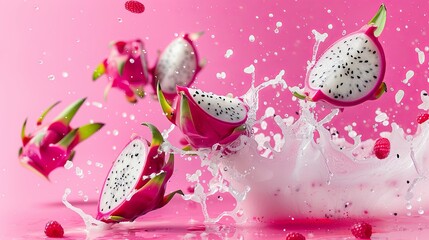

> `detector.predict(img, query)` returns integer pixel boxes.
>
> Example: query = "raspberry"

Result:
[373,137,390,159]
[44,220,64,238]
[285,232,306,240]
[125,1,145,14]
[351,222,372,239]
[417,113,429,124]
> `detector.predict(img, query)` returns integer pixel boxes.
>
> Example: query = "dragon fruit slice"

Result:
[19,98,104,179]
[93,39,149,103]
[295,4,387,107]
[157,84,248,149]
[152,32,205,103]
[96,123,183,223]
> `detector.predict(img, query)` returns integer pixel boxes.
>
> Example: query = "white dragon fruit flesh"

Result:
[152,32,205,103]
[296,4,387,107]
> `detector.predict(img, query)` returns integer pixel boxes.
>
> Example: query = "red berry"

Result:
[351,222,372,239]
[44,220,64,238]
[373,137,390,159]
[125,1,145,14]
[285,232,306,240]
[417,113,429,124]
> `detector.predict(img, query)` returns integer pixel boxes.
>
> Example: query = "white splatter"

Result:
[249,35,255,42]
[402,70,415,84]
[395,90,405,103]
[418,90,429,110]
[244,64,255,74]
[224,49,233,58]
[216,72,227,79]
[415,47,426,64]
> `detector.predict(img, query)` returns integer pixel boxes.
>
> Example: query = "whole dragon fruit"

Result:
[19,98,104,179]
[93,39,150,103]
[157,84,248,149]
[96,123,183,223]
[151,32,205,103]
[295,4,387,107]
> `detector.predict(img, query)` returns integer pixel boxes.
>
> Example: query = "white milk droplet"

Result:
[249,35,255,42]
[225,49,234,58]
[268,13,274,18]
[95,162,104,168]
[64,161,73,169]
[129,114,136,120]
[276,22,283,28]
[112,130,119,136]
[395,90,405,103]
[122,112,127,118]
[83,195,89,202]
[92,102,103,108]
[418,208,425,215]
[75,167,83,177]
[48,74,55,81]
[86,160,92,166]
[415,47,426,64]
[117,18,123,23]
[418,90,429,110]
[244,64,255,74]
[328,24,333,29]
[402,70,415,84]
[129,58,135,64]
[62,72,69,78]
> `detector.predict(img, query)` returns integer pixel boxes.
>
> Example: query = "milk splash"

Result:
[174,30,429,223]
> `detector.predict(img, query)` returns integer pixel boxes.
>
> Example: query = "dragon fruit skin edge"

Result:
[19,98,104,179]
[297,4,387,107]
[157,83,248,149]
[96,123,183,223]
[93,39,150,103]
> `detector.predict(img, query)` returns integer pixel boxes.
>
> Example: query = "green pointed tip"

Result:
[21,118,28,142]
[182,145,193,151]
[68,150,76,162]
[57,129,78,149]
[156,82,175,122]
[374,82,387,99]
[18,147,23,156]
[92,62,106,81]
[37,101,61,126]
[149,172,167,188]
[134,86,145,98]
[76,123,104,143]
[369,4,387,37]
[117,60,125,76]
[142,123,164,146]
[109,216,125,222]
[293,92,307,100]
[54,98,86,126]
[159,190,184,208]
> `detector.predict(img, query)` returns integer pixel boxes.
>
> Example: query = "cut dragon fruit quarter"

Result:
[19,98,104,179]
[157,83,248,149]
[295,4,387,107]
[96,123,183,223]
[152,32,205,103]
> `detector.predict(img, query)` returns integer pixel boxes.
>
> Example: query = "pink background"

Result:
[1,0,428,237]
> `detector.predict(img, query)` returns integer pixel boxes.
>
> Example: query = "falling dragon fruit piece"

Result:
[157,83,248,149]
[151,32,205,103]
[295,4,387,107]
[93,39,150,103]
[96,123,183,223]
[19,98,104,179]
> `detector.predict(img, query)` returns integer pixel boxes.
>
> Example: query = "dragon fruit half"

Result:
[93,39,150,103]
[157,84,248,149]
[295,4,387,107]
[19,98,104,179]
[96,123,183,223]
[152,32,205,103]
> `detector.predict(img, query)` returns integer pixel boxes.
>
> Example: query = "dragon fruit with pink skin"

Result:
[152,32,205,103]
[19,98,104,179]
[93,39,150,103]
[157,83,249,149]
[294,4,387,107]
[96,123,183,223]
